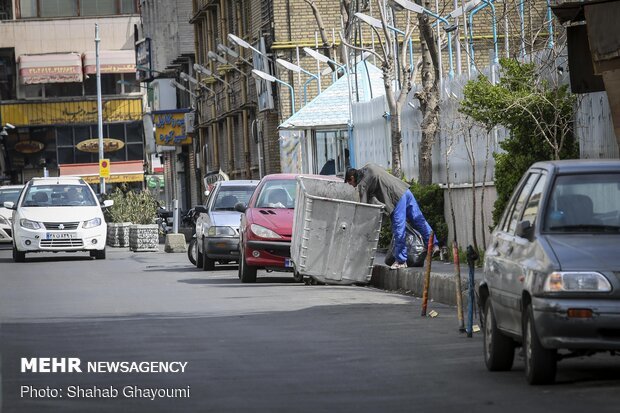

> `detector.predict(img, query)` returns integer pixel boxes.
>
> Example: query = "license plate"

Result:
[46,232,77,239]
[284,258,293,268]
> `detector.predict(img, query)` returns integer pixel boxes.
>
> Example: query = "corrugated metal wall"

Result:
[576,91,620,159]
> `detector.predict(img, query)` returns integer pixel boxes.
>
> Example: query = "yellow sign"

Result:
[82,174,143,184]
[153,111,192,145]
[99,159,110,179]
[76,138,125,153]
[0,98,142,126]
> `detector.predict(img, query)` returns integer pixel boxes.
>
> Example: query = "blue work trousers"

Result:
[391,189,436,263]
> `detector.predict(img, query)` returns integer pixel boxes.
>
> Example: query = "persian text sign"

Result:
[153,110,192,145]
[0,99,142,126]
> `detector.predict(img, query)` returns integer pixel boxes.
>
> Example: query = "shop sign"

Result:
[153,110,192,145]
[0,99,142,126]
[76,138,125,153]
[81,174,143,184]
[14,140,45,154]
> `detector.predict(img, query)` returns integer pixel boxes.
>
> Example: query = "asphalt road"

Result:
[0,246,619,413]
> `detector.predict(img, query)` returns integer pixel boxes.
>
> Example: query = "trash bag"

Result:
[384,223,427,267]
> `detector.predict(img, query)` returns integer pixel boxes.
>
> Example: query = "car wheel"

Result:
[239,250,257,283]
[201,238,215,271]
[196,239,204,268]
[13,245,25,263]
[90,248,106,259]
[188,238,197,266]
[524,304,557,385]
[483,299,515,371]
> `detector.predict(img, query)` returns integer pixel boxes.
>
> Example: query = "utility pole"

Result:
[95,23,105,194]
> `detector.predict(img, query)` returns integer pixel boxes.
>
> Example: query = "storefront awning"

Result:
[83,50,136,74]
[59,160,144,184]
[19,53,83,84]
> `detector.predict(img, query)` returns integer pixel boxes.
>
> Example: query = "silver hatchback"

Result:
[479,160,620,384]
[195,180,258,270]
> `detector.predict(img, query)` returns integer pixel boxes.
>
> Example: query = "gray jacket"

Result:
[355,163,408,214]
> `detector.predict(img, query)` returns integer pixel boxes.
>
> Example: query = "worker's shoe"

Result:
[390,261,407,270]
[432,245,441,258]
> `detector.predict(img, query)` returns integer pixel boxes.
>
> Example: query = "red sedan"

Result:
[237,174,298,283]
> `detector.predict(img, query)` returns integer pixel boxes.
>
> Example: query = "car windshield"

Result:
[212,186,256,211]
[21,185,98,207]
[0,188,22,205]
[543,173,620,233]
[255,179,297,209]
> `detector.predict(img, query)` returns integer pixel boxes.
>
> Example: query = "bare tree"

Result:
[415,0,441,185]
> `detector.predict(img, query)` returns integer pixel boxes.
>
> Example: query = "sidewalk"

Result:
[370,251,481,307]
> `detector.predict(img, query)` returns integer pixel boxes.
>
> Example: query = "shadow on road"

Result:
[9,255,93,263]
[178,276,300,285]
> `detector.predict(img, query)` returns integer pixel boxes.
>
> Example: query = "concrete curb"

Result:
[370,263,479,307]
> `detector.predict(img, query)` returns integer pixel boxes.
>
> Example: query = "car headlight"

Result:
[543,271,612,293]
[250,224,282,239]
[207,226,237,237]
[0,216,9,226]
[83,217,102,229]
[20,219,43,230]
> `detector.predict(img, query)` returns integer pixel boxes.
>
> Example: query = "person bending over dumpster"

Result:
[345,163,439,270]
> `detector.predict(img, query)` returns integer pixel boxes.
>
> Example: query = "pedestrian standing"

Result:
[345,163,439,269]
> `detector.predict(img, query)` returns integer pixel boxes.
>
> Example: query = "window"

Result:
[521,174,547,227]
[256,180,297,209]
[19,0,137,18]
[40,0,78,17]
[45,82,83,98]
[313,130,349,176]
[81,0,116,16]
[211,186,256,211]
[544,173,620,232]
[55,122,142,165]
[505,173,539,234]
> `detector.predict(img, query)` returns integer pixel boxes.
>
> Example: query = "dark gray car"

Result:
[479,160,620,384]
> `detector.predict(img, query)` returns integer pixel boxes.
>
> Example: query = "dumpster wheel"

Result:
[293,271,303,283]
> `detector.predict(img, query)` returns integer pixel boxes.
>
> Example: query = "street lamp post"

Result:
[354,12,415,71]
[389,0,455,79]
[251,69,296,114]
[276,58,320,105]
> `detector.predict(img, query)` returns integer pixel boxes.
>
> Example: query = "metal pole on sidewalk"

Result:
[466,245,479,337]
[453,241,465,332]
[95,23,105,195]
[420,231,435,317]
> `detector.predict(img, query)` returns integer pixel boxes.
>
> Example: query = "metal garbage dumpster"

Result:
[291,176,383,285]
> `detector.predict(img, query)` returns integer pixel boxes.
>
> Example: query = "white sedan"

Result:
[3,177,113,262]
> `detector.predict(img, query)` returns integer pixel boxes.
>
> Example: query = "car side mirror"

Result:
[3,201,15,210]
[234,202,247,213]
[102,200,114,208]
[194,205,208,214]
[515,220,534,240]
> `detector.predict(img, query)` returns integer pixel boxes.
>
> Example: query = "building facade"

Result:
[0,0,144,189]
[137,0,199,211]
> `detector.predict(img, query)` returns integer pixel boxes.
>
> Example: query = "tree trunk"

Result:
[391,113,403,178]
[417,6,440,186]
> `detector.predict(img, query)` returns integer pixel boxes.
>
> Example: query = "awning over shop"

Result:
[83,50,136,74]
[19,53,83,84]
[60,160,144,184]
